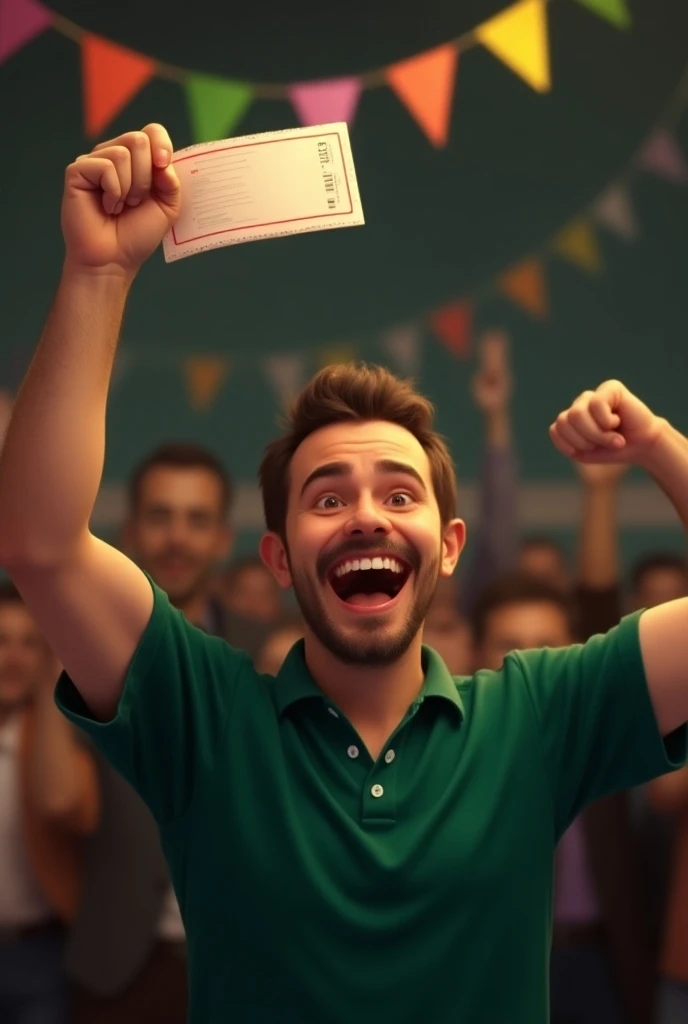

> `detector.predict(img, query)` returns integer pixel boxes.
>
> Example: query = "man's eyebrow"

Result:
[300,462,352,497]
[375,459,427,493]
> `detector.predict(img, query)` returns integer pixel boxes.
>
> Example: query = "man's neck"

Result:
[302,632,425,759]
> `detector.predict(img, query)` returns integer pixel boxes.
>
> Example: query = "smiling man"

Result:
[1,123,688,1024]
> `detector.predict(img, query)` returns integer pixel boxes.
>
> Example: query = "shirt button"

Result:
[384,749,396,764]
[371,784,384,798]
[347,745,359,759]
[327,707,339,718]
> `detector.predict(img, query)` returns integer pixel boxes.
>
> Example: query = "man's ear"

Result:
[440,518,466,577]
[260,532,293,589]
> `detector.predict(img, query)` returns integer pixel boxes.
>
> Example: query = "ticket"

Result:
[162,122,364,262]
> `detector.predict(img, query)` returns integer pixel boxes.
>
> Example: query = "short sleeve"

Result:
[516,610,688,837]
[54,577,251,825]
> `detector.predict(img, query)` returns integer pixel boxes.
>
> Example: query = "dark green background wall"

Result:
[2,0,687,567]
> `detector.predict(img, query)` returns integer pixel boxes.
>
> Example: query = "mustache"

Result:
[318,538,420,583]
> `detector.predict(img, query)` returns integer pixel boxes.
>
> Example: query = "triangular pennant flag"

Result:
[553,220,603,273]
[382,325,421,377]
[263,354,306,408]
[82,34,156,137]
[289,77,362,127]
[0,0,52,64]
[430,302,473,358]
[498,258,548,317]
[385,43,458,147]
[183,356,229,411]
[574,0,631,29]
[317,344,357,369]
[185,74,253,143]
[475,0,550,93]
[637,129,688,185]
[592,184,638,240]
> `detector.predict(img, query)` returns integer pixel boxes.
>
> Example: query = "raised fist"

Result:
[550,380,663,464]
[61,123,181,277]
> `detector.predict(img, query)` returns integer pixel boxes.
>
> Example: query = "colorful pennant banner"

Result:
[430,302,474,358]
[553,219,603,273]
[183,356,229,411]
[0,0,633,146]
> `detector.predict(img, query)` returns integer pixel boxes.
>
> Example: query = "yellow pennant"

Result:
[553,220,604,274]
[475,0,551,93]
[183,356,229,411]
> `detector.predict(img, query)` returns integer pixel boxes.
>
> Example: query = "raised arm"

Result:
[550,380,688,736]
[0,124,181,721]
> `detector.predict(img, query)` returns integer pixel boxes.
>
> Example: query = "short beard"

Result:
[289,548,440,667]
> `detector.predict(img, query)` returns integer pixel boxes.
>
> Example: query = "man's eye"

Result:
[316,495,342,510]
[388,492,413,506]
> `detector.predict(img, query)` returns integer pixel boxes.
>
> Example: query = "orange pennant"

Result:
[498,258,548,317]
[183,357,229,411]
[386,44,458,147]
[82,34,156,137]
[430,302,473,357]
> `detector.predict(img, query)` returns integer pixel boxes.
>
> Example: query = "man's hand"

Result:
[471,330,512,415]
[61,123,181,278]
[550,381,664,464]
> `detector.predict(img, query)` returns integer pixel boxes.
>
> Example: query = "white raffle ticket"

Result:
[162,122,364,262]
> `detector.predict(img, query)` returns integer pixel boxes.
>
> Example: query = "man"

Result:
[518,535,570,593]
[0,583,99,1023]
[0,122,687,1024]
[216,555,285,627]
[472,573,654,1024]
[630,554,688,612]
[65,442,273,1019]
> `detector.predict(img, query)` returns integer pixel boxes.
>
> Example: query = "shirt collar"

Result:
[273,640,464,722]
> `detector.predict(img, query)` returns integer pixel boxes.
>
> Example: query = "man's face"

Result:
[263,420,464,667]
[476,600,572,671]
[224,564,282,624]
[517,544,570,594]
[632,567,688,611]
[0,602,47,713]
[126,466,231,606]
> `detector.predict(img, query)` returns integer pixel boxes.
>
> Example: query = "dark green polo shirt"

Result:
[56,579,686,1024]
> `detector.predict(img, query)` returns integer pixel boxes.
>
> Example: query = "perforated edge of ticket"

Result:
[162,122,364,262]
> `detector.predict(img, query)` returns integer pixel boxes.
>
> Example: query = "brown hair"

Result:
[471,572,578,645]
[259,363,458,538]
[128,442,233,516]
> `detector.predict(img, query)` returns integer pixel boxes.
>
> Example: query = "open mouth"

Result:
[328,555,412,610]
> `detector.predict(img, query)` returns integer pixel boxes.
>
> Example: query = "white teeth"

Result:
[333,556,409,577]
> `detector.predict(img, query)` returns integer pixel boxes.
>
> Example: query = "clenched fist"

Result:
[550,380,665,464]
[61,123,181,277]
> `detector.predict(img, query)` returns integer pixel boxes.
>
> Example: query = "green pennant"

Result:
[185,74,253,143]
[575,0,631,29]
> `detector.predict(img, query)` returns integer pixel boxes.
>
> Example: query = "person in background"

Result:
[256,620,304,676]
[517,535,570,593]
[629,553,688,612]
[422,328,518,671]
[216,555,284,626]
[471,572,653,1024]
[66,443,271,1022]
[0,583,99,1024]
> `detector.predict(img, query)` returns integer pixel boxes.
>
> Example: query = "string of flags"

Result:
[1,0,631,146]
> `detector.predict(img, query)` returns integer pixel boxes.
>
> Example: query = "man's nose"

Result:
[343,496,392,537]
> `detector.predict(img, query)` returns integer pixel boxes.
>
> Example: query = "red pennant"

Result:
[82,34,156,137]
[430,302,473,357]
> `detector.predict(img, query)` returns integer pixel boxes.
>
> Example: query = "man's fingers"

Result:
[567,401,621,448]
[553,415,596,452]
[141,123,174,168]
[67,157,124,215]
[152,164,180,198]
[588,394,621,431]
[123,132,152,206]
[548,423,576,458]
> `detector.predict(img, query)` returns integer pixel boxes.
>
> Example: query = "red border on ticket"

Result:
[170,132,355,247]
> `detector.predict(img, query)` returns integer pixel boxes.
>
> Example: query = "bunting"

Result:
[475,0,551,93]
[592,184,638,240]
[290,77,362,127]
[183,356,229,411]
[82,34,156,137]
[386,44,458,147]
[637,129,688,185]
[185,75,253,143]
[0,0,52,64]
[574,0,631,29]
[430,302,473,358]
[263,354,306,408]
[382,326,421,377]
[553,220,603,273]
[498,258,548,317]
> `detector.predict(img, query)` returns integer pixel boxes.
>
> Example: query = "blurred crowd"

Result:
[1,334,687,1024]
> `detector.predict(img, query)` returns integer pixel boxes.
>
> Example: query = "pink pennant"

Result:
[637,129,688,185]
[289,76,362,127]
[0,0,53,64]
